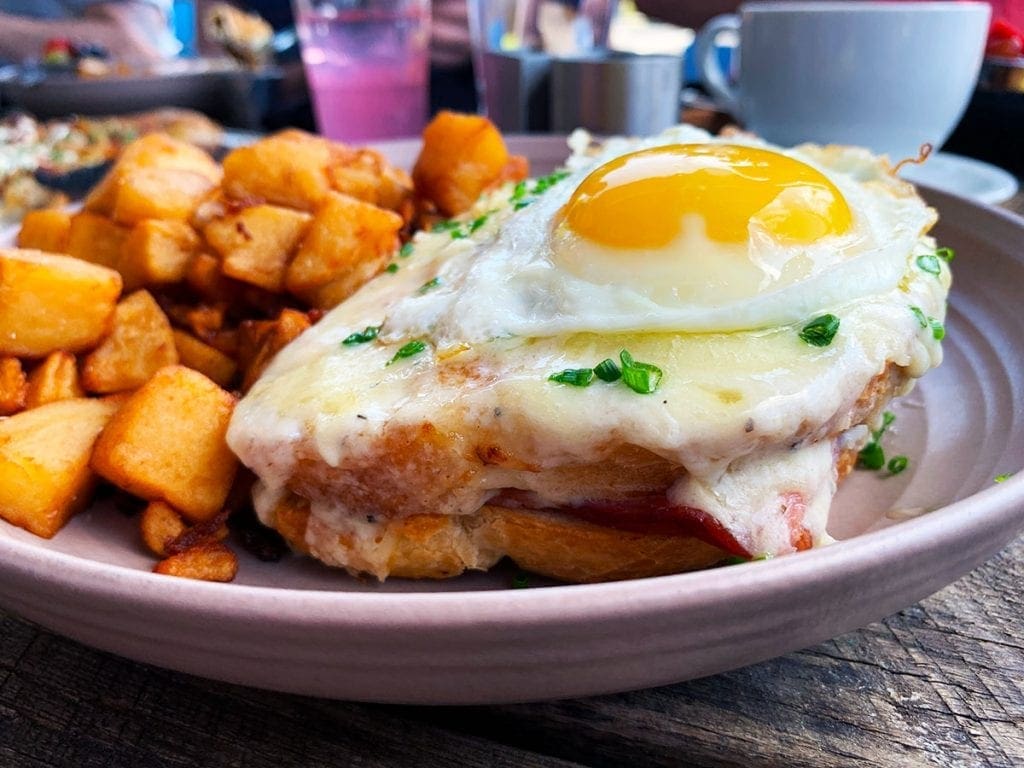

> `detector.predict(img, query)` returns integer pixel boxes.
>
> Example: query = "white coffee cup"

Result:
[694,1,990,159]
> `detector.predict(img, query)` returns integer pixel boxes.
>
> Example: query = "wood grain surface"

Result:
[1,196,1021,768]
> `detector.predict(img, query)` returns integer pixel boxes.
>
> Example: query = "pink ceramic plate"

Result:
[0,137,1022,704]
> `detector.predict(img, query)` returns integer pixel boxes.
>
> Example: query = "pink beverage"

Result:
[296,2,430,143]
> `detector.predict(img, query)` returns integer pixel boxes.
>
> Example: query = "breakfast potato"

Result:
[65,211,130,271]
[24,351,84,408]
[90,365,239,522]
[221,129,333,211]
[0,357,28,416]
[327,147,414,215]
[139,500,188,557]
[184,251,238,303]
[0,248,122,357]
[0,397,120,538]
[285,192,402,308]
[16,209,72,253]
[119,219,199,291]
[153,541,238,582]
[203,204,312,291]
[81,290,179,394]
[84,133,222,215]
[238,308,312,391]
[173,329,237,388]
[111,168,217,225]
[412,111,516,216]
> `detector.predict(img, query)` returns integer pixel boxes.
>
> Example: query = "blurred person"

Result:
[0,1,180,62]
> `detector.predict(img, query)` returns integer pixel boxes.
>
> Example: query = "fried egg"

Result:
[381,125,936,345]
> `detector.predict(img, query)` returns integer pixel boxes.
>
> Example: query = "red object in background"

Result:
[987,17,1024,57]
[41,37,73,65]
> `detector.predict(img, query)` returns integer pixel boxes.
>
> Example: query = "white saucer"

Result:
[899,151,1019,205]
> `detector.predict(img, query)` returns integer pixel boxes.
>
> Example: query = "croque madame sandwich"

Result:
[226,124,950,582]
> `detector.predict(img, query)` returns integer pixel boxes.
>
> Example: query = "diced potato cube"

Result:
[239,308,311,391]
[140,500,188,557]
[0,397,120,538]
[173,330,237,388]
[221,129,332,211]
[90,365,239,522]
[183,251,238,304]
[85,133,222,215]
[111,168,216,225]
[17,209,72,253]
[153,542,238,582]
[0,357,28,416]
[285,192,401,308]
[119,219,199,291]
[0,248,122,357]
[81,290,178,394]
[203,204,312,292]
[327,147,414,214]
[412,111,514,216]
[65,211,130,271]
[25,351,84,408]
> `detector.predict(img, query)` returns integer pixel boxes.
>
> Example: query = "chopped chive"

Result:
[619,349,663,394]
[387,340,427,365]
[469,214,489,233]
[418,276,442,294]
[342,325,380,346]
[916,253,941,275]
[887,455,909,475]
[995,473,1014,483]
[910,306,928,328]
[384,263,399,273]
[511,572,530,588]
[532,169,569,194]
[510,180,528,201]
[399,242,414,258]
[430,219,461,233]
[799,314,840,347]
[513,199,533,211]
[929,319,945,341]
[935,247,955,262]
[723,555,748,566]
[594,358,622,382]
[857,441,885,470]
[548,368,594,387]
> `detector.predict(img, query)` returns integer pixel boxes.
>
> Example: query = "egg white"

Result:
[381,125,937,345]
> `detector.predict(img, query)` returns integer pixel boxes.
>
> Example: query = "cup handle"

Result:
[694,13,740,115]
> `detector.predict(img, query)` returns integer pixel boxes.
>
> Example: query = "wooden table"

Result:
[2,194,1022,768]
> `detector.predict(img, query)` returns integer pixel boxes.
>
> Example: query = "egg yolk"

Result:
[563,144,853,248]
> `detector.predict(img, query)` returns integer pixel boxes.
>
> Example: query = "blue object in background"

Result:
[683,41,733,86]
[171,0,197,57]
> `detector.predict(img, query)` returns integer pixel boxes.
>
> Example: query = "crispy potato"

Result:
[0,357,28,416]
[153,542,238,582]
[173,329,237,388]
[85,133,222,215]
[285,192,402,308]
[81,290,179,394]
[65,211,130,271]
[90,365,239,522]
[0,397,120,538]
[412,111,515,216]
[17,209,72,253]
[239,308,311,391]
[0,248,122,357]
[221,129,333,211]
[327,147,414,214]
[119,219,199,291]
[111,168,217,225]
[184,251,237,303]
[203,204,312,291]
[25,351,84,408]
[140,500,188,557]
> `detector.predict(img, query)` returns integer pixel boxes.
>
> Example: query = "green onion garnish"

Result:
[418,276,442,294]
[916,253,941,275]
[342,326,380,346]
[887,455,909,475]
[399,242,414,258]
[510,180,528,201]
[548,368,594,387]
[857,441,886,470]
[532,169,570,194]
[799,314,840,347]
[929,319,945,340]
[469,214,489,233]
[995,473,1014,483]
[619,350,663,394]
[511,573,530,588]
[387,340,427,365]
[593,358,622,382]
[935,247,955,262]
[430,219,460,233]
[910,306,928,328]
[385,263,399,273]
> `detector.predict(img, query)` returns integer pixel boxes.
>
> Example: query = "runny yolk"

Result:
[562,143,853,249]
